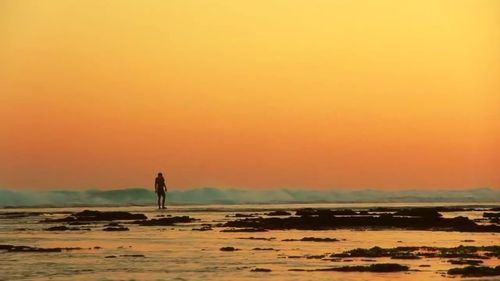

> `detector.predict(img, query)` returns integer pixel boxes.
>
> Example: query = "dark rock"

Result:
[369,207,394,212]
[252,248,276,251]
[12,247,62,253]
[223,208,499,232]
[438,245,485,259]
[266,211,291,216]
[251,268,272,272]
[134,216,197,226]
[291,263,409,272]
[221,228,268,232]
[120,254,145,257]
[74,210,146,220]
[43,210,147,223]
[331,245,499,260]
[227,213,255,218]
[45,225,90,231]
[103,226,129,231]
[484,212,500,218]
[483,245,500,258]
[295,208,357,217]
[283,237,338,242]
[0,245,82,253]
[332,246,414,258]
[322,263,409,272]
[105,255,116,258]
[394,208,442,218]
[238,237,276,241]
[220,247,239,252]
[306,255,326,259]
[295,208,316,216]
[448,266,500,277]
[0,244,15,250]
[0,212,42,219]
[331,209,358,216]
[448,259,483,265]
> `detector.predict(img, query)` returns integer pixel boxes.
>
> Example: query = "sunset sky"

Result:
[1,0,499,190]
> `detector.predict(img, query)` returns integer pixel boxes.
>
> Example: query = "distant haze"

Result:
[1,1,499,190]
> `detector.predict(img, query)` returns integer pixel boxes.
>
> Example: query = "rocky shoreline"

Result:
[223,207,500,232]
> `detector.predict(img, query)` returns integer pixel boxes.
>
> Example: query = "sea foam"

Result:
[0,187,498,207]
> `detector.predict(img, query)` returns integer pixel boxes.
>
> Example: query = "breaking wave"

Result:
[0,187,498,207]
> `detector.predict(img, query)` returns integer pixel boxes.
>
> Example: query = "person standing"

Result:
[155,172,167,209]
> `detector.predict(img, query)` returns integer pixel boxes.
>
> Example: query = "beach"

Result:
[1,203,498,281]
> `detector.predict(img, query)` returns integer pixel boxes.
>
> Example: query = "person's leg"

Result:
[157,195,161,209]
[161,194,166,209]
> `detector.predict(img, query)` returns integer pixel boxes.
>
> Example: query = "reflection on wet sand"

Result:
[0,203,498,281]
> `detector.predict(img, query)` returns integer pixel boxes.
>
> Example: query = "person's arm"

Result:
[154,179,158,193]
[164,178,167,192]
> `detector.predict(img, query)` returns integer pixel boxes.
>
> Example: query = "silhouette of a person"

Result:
[155,172,167,209]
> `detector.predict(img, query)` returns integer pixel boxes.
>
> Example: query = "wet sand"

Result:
[0,203,498,281]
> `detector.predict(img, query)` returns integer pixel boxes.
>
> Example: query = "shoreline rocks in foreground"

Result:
[0,244,83,253]
[133,216,197,226]
[331,245,500,259]
[283,237,339,242]
[223,208,500,232]
[42,210,147,223]
[290,263,410,272]
[251,268,272,272]
[448,266,500,277]
[40,210,198,227]
[45,225,91,231]
[220,247,239,252]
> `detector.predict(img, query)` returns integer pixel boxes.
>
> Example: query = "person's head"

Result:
[158,172,163,177]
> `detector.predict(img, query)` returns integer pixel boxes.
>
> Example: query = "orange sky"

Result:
[1,0,499,190]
